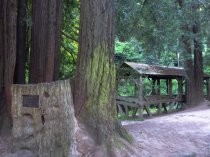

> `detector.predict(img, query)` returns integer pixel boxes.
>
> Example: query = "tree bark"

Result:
[182,34,197,106]
[73,2,139,156]
[0,0,17,107]
[14,0,27,84]
[178,0,204,106]
[30,0,62,83]
[74,0,116,144]
[193,22,204,103]
[0,0,17,132]
[54,0,63,80]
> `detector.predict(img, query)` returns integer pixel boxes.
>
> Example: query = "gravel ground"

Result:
[123,103,210,157]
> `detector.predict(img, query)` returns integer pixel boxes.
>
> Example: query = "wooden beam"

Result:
[157,79,160,95]
[152,78,156,95]
[144,105,151,116]
[207,79,210,101]
[138,76,143,102]
[168,79,172,97]
[178,78,183,95]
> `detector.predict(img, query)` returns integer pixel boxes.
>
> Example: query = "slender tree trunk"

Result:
[30,0,62,83]
[14,0,27,84]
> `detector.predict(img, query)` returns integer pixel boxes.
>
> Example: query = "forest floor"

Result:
[123,101,210,157]
[0,102,210,157]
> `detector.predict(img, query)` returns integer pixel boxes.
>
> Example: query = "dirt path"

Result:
[1,103,210,157]
[0,135,11,157]
[123,103,210,157]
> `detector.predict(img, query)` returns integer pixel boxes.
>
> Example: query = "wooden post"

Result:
[133,79,138,97]
[138,76,145,117]
[168,79,173,97]
[157,79,160,95]
[177,77,185,109]
[157,79,162,114]
[178,78,183,95]
[166,79,169,94]
[138,76,143,102]
[207,79,210,101]
[168,79,173,111]
[151,78,156,95]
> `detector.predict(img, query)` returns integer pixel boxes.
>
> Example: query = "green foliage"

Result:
[117,80,136,96]
[115,38,178,66]
[115,38,144,65]
[115,0,210,70]
[60,0,80,79]
[58,0,210,81]
[117,78,179,97]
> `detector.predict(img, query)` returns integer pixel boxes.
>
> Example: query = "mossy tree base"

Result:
[75,121,139,157]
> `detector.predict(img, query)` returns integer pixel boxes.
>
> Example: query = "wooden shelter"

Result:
[116,62,186,117]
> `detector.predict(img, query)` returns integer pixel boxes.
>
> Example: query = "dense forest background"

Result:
[8,0,210,81]
[1,0,210,113]
[1,0,210,120]
[1,0,210,156]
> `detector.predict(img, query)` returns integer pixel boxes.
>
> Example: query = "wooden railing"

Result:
[116,94,185,117]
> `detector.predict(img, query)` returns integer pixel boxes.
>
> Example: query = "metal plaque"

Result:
[22,95,39,108]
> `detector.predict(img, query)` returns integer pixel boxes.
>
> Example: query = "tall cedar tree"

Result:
[74,0,117,144]
[29,0,62,83]
[0,0,17,124]
[178,0,204,106]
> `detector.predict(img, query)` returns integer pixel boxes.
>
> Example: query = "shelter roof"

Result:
[119,62,186,78]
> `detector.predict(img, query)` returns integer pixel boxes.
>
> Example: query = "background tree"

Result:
[115,0,210,106]
[29,0,63,83]
[0,0,17,131]
[173,0,207,105]
[59,0,79,79]
[14,0,27,84]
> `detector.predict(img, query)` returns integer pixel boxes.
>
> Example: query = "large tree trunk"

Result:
[182,35,197,106]
[178,0,204,106]
[30,0,62,83]
[73,1,137,156]
[193,22,204,104]
[74,0,116,144]
[0,0,17,133]
[14,0,27,84]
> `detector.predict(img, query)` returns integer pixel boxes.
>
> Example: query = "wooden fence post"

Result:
[207,79,210,101]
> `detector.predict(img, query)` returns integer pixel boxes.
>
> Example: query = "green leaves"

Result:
[59,0,80,79]
[115,0,210,72]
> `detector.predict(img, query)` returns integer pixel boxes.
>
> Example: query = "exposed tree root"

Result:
[75,121,140,157]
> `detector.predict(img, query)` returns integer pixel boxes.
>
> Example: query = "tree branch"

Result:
[61,31,78,43]
[61,43,76,64]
